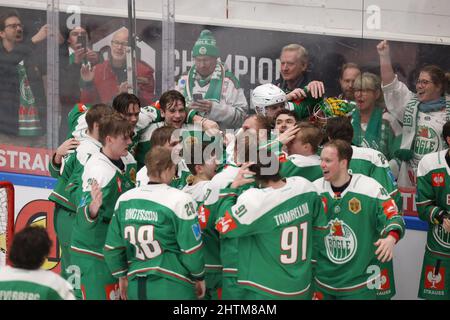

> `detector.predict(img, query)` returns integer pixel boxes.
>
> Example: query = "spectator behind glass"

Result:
[338,62,361,101]
[351,72,402,162]
[0,10,48,147]
[80,27,155,106]
[273,44,310,93]
[377,40,450,188]
[0,226,75,300]
[177,29,248,130]
[58,25,99,143]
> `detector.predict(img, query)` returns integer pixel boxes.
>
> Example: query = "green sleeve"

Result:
[104,211,128,278]
[186,109,198,124]
[76,183,112,230]
[376,188,406,240]
[175,200,205,280]
[48,154,62,178]
[416,173,443,225]
[215,187,258,239]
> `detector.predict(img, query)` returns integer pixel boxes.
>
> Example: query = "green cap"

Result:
[192,30,219,57]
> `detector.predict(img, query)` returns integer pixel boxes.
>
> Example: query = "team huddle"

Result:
[0,29,449,301]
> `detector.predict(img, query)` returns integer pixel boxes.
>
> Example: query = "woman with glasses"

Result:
[351,72,402,162]
[377,40,450,188]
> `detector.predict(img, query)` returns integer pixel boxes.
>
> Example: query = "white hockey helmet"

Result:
[251,83,287,116]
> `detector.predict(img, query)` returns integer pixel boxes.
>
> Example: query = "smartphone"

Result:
[193,93,203,102]
[77,34,88,50]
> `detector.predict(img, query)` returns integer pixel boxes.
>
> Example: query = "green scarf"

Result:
[17,61,41,136]
[352,106,383,151]
[184,61,224,103]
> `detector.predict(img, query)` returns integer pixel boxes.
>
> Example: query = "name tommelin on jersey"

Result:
[273,203,309,227]
[125,208,159,222]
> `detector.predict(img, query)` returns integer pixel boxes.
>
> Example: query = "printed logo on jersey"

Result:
[382,199,398,219]
[216,211,237,234]
[424,265,445,291]
[348,197,361,214]
[105,283,120,300]
[432,225,450,249]
[192,222,202,241]
[278,153,287,163]
[79,195,88,208]
[380,268,391,291]
[198,205,210,229]
[117,177,122,193]
[324,219,357,264]
[447,194,450,206]
[431,173,445,187]
[414,125,440,157]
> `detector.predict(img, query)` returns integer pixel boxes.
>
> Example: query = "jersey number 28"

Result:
[124,225,162,260]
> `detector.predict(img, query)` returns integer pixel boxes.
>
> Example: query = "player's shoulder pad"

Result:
[417,150,446,177]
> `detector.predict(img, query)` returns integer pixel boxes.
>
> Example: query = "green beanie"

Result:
[192,30,219,57]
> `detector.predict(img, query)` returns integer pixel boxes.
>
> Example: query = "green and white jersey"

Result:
[280,154,322,182]
[104,184,205,286]
[71,151,137,259]
[65,135,103,207]
[0,266,75,300]
[203,164,241,276]
[350,145,402,210]
[416,149,450,260]
[215,177,328,298]
[183,180,221,274]
[49,135,102,211]
[313,174,405,296]
[136,159,192,190]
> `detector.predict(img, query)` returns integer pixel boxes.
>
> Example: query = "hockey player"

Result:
[416,120,450,300]
[0,226,75,300]
[182,140,219,299]
[251,82,324,126]
[280,121,323,182]
[70,113,136,300]
[215,153,328,299]
[48,103,113,280]
[324,116,402,299]
[274,110,298,134]
[136,125,193,190]
[104,146,206,300]
[136,90,219,171]
[313,140,405,299]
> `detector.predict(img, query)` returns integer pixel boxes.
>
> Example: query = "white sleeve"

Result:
[381,74,415,124]
[209,78,248,129]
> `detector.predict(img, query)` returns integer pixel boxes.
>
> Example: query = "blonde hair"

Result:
[146,146,175,178]
[353,72,384,104]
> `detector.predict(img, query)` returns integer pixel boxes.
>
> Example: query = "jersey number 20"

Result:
[124,225,162,260]
[280,222,307,264]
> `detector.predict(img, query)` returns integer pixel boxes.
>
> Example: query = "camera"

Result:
[77,34,88,50]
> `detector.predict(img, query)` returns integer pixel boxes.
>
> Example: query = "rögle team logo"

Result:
[431,173,445,187]
[325,219,357,264]
[432,224,450,249]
